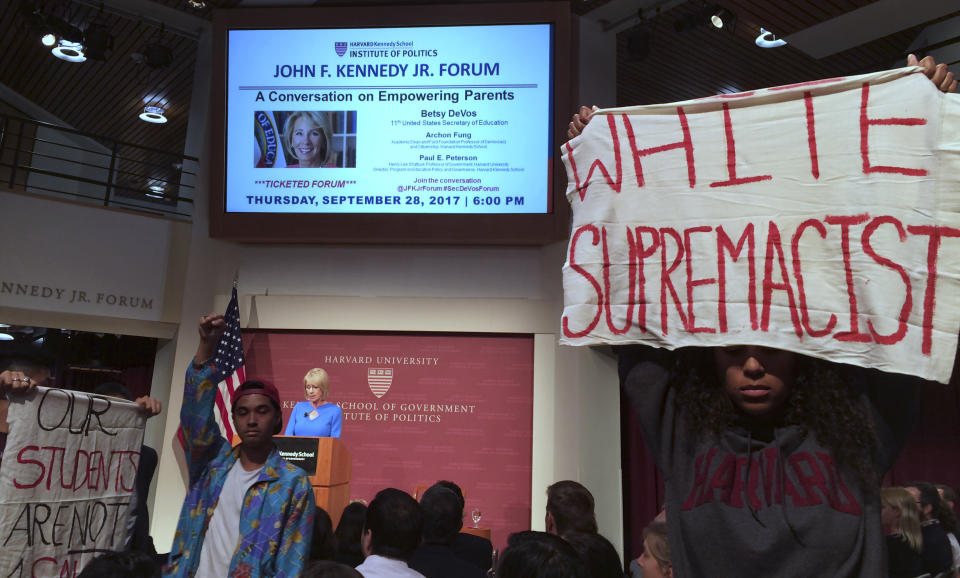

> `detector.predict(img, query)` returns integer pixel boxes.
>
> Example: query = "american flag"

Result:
[211,287,246,441]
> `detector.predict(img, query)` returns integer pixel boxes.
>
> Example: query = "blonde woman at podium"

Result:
[284,367,343,437]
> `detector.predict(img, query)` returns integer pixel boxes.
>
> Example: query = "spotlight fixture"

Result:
[626,26,652,61]
[41,31,57,46]
[52,39,86,62]
[139,105,168,124]
[83,22,114,61]
[755,28,787,48]
[673,11,701,33]
[187,0,207,8]
[709,6,736,32]
[146,184,166,198]
[0,333,13,341]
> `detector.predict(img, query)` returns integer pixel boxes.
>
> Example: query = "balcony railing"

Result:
[0,114,197,220]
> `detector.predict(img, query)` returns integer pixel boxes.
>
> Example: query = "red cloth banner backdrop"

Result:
[243,330,534,549]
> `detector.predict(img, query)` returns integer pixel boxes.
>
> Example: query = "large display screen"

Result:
[227,25,553,215]
[210,3,572,244]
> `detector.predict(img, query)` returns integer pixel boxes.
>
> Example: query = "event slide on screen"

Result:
[226,25,553,214]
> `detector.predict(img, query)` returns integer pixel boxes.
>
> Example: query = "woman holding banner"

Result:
[284,367,343,438]
[568,54,956,577]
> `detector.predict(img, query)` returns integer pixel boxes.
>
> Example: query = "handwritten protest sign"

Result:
[0,387,145,577]
[561,67,960,383]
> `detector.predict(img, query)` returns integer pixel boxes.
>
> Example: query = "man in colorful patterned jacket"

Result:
[163,314,315,577]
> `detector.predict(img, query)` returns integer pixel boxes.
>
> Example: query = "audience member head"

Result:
[881,486,922,553]
[498,531,588,578]
[639,521,672,578]
[420,484,464,546]
[335,501,368,562]
[302,560,363,578]
[562,531,623,578]
[363,488,424,561]
[936,483,957,511]
[907,481,948,523]
[545,480,597,536]
[77,550,159,578]
[94,381,134,401]
[311,506,338,561]
[910,480,959,532]
[435,480,467,514]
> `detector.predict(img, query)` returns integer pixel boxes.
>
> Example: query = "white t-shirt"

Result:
[196,460,263,577]
[356,554,426,578]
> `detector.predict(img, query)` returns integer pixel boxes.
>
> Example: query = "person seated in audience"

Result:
[936,483,960,570]
[408,484,486,578]
[545,480,598,536]
[336,501,369,568]
[907,481,955,576]
[497,531,588,578]
[562,530,623,578]
[629,509,666,577]
[302,560,364,578]
[356,488,425,577]
[311,506,338,561]
[881,487,923,578]
[637,521,671,578]
[77,549,160,578]
[434,480,494,571]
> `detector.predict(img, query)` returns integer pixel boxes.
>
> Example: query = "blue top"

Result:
[284,401,343,438]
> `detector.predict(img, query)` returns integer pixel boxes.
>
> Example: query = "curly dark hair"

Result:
[672,347,880,489]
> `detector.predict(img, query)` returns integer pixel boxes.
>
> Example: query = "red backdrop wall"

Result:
[243,330,534,549]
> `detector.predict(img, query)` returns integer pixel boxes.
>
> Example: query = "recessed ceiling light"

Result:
[139,105,168,124]
[146,184,165,198]
[188,0,207,8]
[41,32,57,46]
[0,333,13,341]
[0,323,9,328]
[52,39,86,62]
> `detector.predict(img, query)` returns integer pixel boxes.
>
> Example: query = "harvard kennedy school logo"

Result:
[368,368,393,398]
[335,42,348,57]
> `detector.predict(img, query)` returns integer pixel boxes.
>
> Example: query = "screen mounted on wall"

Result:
[210,3,572,244]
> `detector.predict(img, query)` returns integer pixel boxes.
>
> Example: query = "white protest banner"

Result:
[560,67,960,383]
[0,387,145,577]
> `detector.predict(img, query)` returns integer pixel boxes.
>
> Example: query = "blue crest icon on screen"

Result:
[335,42,347,57]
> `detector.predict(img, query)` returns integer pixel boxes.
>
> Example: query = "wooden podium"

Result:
[274,436,352,526]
